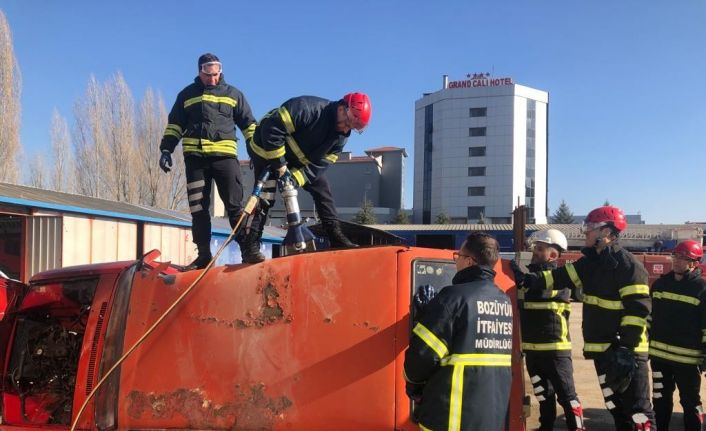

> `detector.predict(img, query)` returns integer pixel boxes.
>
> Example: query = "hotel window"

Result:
[468,206,485,220]
[469,127,486,137]
[468,187,485,196]
[469,147,486,157]
[468,167,486,177]
[469,107,487,117]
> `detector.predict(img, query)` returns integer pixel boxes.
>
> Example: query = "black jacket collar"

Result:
[527,261,557,272]
[452,265,496,284]
[193,74,226,90]
[582,242,621,268]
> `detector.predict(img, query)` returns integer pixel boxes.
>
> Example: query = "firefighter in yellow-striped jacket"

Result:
[242,93,371,263]
[649,240,706,431]
[516,206,655,430]
[159,53,257,270]
[519,229,584,431]
[404,232,512,431]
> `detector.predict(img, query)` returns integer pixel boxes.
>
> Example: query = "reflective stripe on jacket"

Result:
[519,261,572,354]
[160,75,256,158]
[649,268,706,365]
[404,265,513,431]
[248,96,348,186]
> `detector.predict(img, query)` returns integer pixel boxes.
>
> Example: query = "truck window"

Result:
[3,278,98,425]
[411,259,455,320]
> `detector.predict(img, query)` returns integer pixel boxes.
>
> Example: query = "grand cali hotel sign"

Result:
[448,73,513,88]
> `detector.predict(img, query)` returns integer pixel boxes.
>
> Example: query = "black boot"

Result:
[239,230,265,264]
[184,250,212,271]
[323,219,358,248]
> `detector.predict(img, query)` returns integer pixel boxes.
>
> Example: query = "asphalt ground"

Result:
[523,302,706,430]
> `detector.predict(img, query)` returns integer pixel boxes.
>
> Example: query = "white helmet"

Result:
[529,229,568,252]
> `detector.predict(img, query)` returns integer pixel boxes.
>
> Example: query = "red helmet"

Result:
[343,92,372,133]
[673,240,703,261]
[583,205,627,233]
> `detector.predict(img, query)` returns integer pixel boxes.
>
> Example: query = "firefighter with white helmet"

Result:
[649,240,706,430]
[520,228,584,431]
[515,205,655,430]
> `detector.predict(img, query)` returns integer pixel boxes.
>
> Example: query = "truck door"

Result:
[0,275,29,392]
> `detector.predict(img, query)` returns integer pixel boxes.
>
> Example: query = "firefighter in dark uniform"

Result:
[649,240,706,431]
[241,93,371,263]
[404,232,513,431]
[515,205,655,430]
[519,229,584,431]
[159,53,257,270]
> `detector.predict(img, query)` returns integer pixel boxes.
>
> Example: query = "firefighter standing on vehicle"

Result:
[241,93,371,263]
[519,229,584,431]
[514,205,655,430]
[404,232,513,431]
[159,53,257,270]
[649,240,706,431]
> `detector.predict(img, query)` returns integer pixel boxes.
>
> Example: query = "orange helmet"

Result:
[673,240,703,261]
[582,205,627,233]
[343,92,371,133]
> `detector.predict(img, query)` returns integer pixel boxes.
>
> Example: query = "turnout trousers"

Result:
[525,353,584,430]
[248,158,338,235]
[185,156,243,252]
[651,359,703,431]
[594,356,656,430]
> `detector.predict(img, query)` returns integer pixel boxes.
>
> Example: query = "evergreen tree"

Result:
[352,198,376,224]
[391,209,410,224]
[551,200,575,224]
[435,211,451,225]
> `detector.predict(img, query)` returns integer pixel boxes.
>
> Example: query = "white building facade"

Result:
[413,74,549,224]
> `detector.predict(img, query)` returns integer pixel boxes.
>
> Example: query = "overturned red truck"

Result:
[0,246,526,431]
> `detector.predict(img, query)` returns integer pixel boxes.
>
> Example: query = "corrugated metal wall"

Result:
[62,215,138,267]
[143,223,194,265]
[26,216,62,278]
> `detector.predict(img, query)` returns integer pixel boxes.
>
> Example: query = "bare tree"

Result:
[0,10,22,183]
[26,153,46,188]
[103,72,138,203]
[136,88,187,210]
[73,75,108,198]
[50,109,73,192]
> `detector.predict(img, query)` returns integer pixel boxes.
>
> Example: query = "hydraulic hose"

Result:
[69,185,266,431]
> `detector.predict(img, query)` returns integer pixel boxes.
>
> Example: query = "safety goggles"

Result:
[581,221,607,234]
[200,61,222,76]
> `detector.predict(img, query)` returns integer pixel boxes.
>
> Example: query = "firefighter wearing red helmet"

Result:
[649,239,706,431]
[515,205,655,430]
[243,93,372,262]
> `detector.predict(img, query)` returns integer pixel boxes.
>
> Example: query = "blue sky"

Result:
[3,1,705,223]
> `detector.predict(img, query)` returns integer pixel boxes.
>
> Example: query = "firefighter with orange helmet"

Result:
[519,229,584,430]
[649,239,706,430]
[243,93,371,262]
[515,205,655,430]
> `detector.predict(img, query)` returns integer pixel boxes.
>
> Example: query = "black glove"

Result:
[413,284,436,320]
[405,381,424,423]
[510,259,527,286]
[159,150,173,173]
[606,345,637,393]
